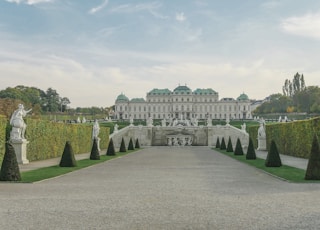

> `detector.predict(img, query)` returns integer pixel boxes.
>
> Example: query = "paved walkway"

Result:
[18,147,309,172]
[1,146,320,230]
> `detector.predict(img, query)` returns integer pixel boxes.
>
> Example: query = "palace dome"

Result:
[237,93,249,101]
[116,93,129,102]
[173,85,192,94]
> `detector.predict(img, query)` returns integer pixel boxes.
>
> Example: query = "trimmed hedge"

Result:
[0,118,110,163]
[0,115,7,163]
[266,117,320,159]
[248,117,320,159]
[25,118,109,161]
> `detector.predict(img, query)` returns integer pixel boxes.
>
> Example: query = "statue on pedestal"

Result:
[10,104,32,140]
[92,120,100,151]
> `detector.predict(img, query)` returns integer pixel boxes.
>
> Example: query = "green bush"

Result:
[246,137,256,160]
[234,138,244,155]
[220,137,226,150]
[0,115,8,163]
[25,118,109,161]
[119,137,127,152]
[305,134,320,180]
[59,141,77,167]
[106,138,116,156]
[135,138,140,149]
[265,140,282,167]
[128,138,134,150]
[215,137,220,148]
[226,137,233,152]
[90,138,100,160]
[0,142,21,181]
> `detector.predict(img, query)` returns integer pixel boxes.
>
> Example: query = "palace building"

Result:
[114,85,252,121]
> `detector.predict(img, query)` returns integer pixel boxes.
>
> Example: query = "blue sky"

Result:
[1,0,320,107]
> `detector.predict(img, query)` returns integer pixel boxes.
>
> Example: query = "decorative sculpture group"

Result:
[10,104,32,141]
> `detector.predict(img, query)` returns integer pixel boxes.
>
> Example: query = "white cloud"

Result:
[111,2,161,14]
[176,12,186,22]
[261,0,281,9]
[281,12,320,39]
[89,0,109,15]
[6,0,53,5]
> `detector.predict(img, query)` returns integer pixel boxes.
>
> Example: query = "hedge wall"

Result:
[25,119,110,161]
[265,117,320,159]
[248,117,320,159]
[0,118,110,163]
[0,115,7,163]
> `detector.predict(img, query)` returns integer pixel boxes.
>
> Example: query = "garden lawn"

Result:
[214,148,319,183]
[21,150,136,183]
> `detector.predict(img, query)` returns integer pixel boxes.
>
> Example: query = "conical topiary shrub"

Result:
[128,138,134,150]
[220,137,226,150]
[215,137,220,148]
[90,138,100,160]
[119,137,127,152]
[135,138,140,149]
[226,137,233,152]
[265,140,282,167]
[246,137,256,160]
[234,138,244,155]
[0,142,21,181]
[305,134,320,180]
[59,141,77,167]
[106,138,116,156]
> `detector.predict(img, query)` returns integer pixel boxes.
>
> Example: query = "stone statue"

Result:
[82,117,86,123]
[161,119,166,127]
[207,117,212,127]
[147,117,153,127]
[77,117,81,123]
[258,122,266,138]
[10,104,32,140]
[114,124,119,133]
[92,120,100,140]
[241,123,246,132]
[92,119,101,151]
[129,116,134,126]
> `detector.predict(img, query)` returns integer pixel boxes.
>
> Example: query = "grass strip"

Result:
[214,148,319,183]
[21,150,136,183]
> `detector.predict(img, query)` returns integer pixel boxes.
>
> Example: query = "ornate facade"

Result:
[114,85,252,120]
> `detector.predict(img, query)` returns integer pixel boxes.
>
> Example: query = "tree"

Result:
[226,137,233,152]
[106,138,116,156]
[128,138,134,150]
[220,137,226,150]
[119,137,127,152]
[305,134,320,180]
[135,138,140,149]
[234,138,244,155]
[246,137,256,160]
[59,141,77,167]
[265,140,282,167]
[45,88,60,112]
[0,142,21,181]
[215,137,220,148]
[90,138,100,160]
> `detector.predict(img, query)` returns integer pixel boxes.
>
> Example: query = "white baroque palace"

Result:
[114,85,252,121]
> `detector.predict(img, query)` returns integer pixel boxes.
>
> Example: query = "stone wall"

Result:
[110,124,249,149]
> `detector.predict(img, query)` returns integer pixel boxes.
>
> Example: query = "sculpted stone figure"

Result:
[92,120,100,140]
[10,104,32,140]
[258,121,266,138]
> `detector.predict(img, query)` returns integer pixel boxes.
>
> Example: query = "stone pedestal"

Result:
[257,137,267,151]
[10,139,29,164]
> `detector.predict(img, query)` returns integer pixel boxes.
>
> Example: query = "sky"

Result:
[1,0,320,108]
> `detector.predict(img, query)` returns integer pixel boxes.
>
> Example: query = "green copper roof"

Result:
[148,88,172,95]
[193,88,217,95]
[116,93,129,102]
[237,93,249,101]
[173,85,192,94]
[130,98,145,102]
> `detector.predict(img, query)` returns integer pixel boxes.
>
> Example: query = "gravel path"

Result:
[1,146,320,230]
